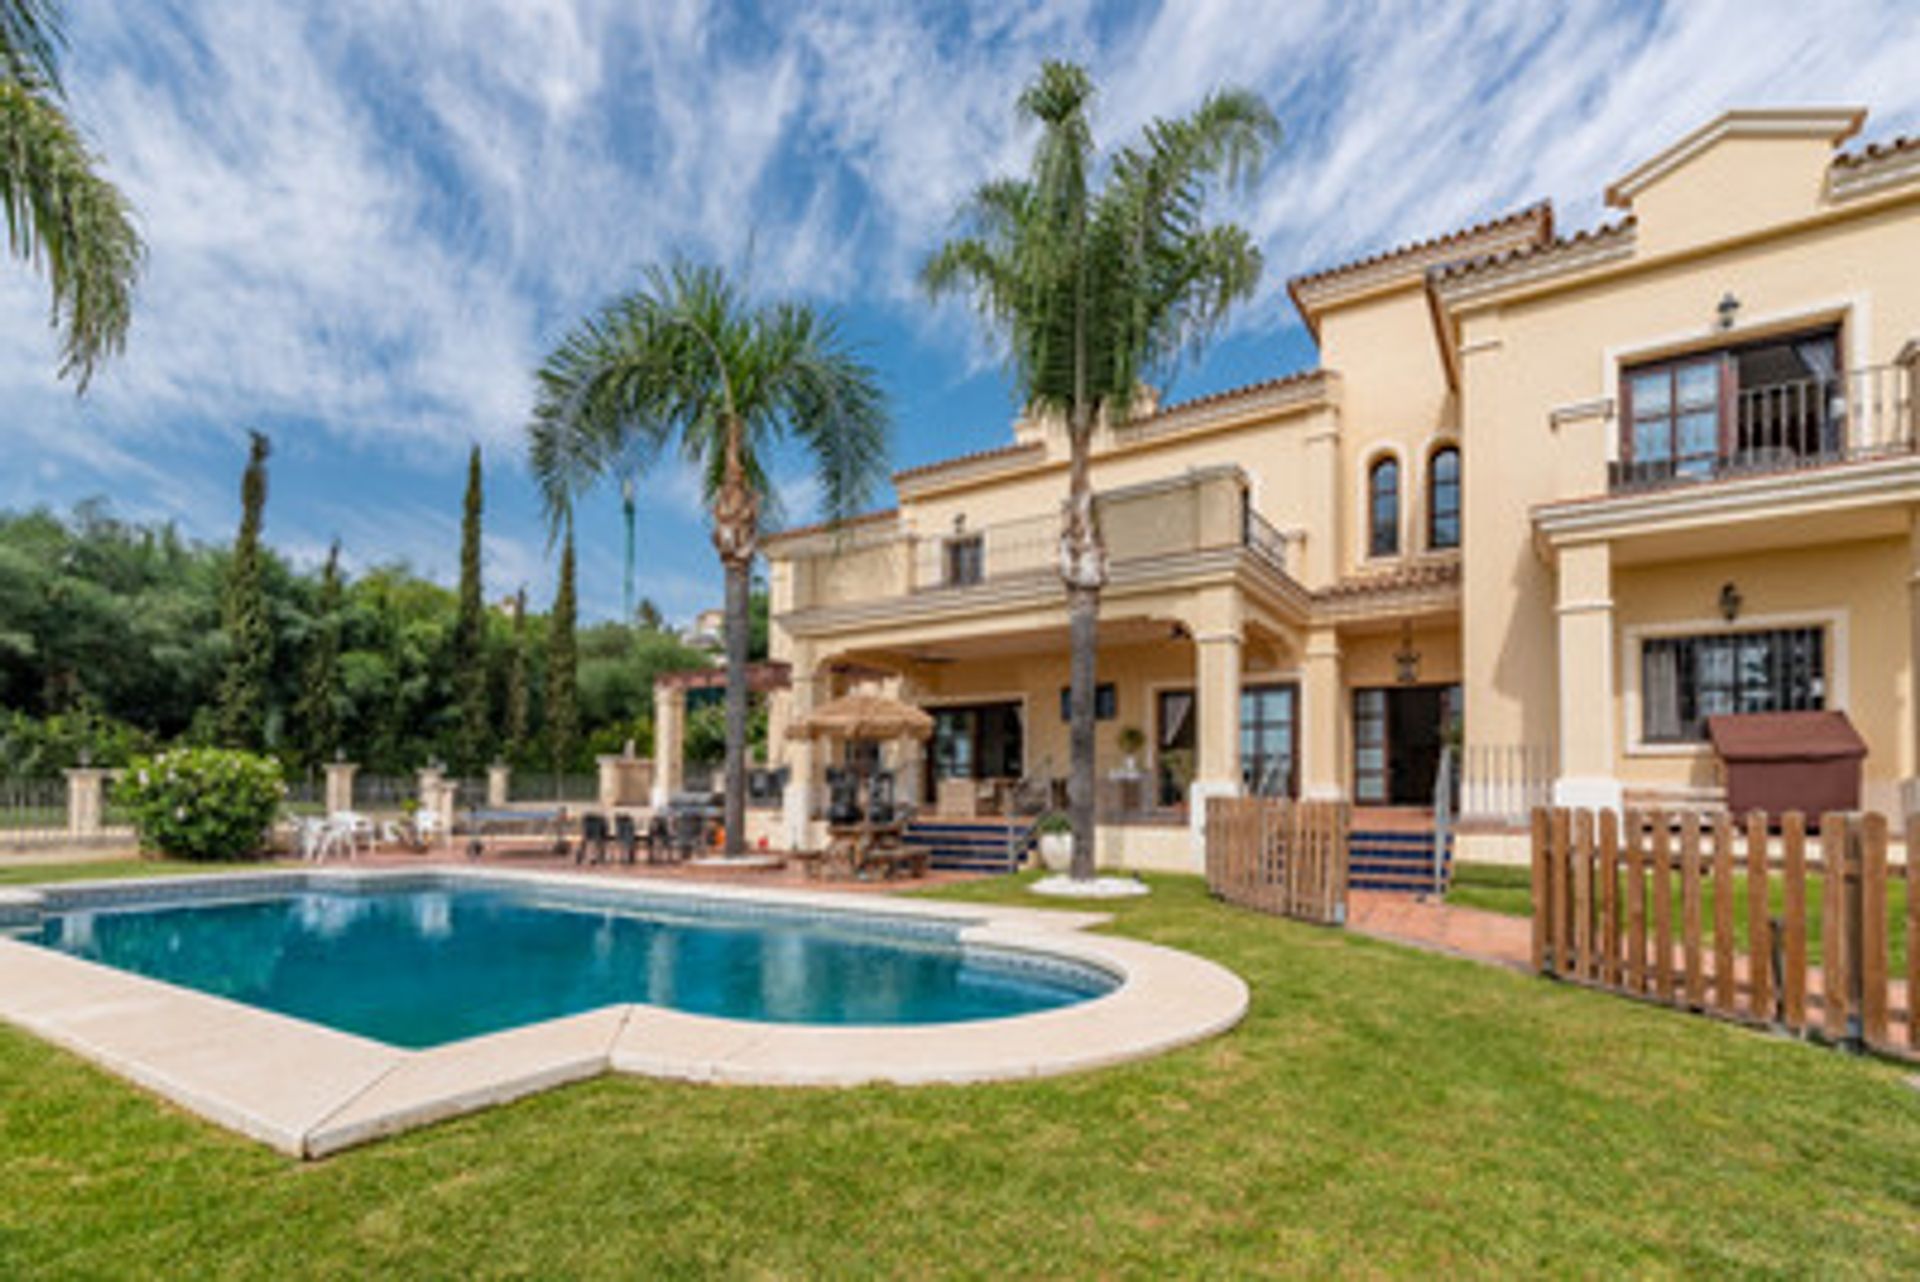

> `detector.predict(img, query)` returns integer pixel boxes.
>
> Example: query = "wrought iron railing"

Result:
[1609,364,1915,493]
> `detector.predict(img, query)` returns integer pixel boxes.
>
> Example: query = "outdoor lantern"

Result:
[1719,581,1744,623]
[1394,621,1421,684]
[1716,291,1741,330]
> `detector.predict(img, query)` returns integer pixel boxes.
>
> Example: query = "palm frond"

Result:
[0,81,142,390]
[0,0,64,94]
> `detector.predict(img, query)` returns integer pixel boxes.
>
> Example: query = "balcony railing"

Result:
[1608,363,1916,493]
[785,468,1301,614]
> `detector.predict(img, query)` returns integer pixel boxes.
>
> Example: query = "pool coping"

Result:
[0,866,1248,1159]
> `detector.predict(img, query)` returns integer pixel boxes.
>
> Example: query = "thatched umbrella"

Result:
[788,693,933,743]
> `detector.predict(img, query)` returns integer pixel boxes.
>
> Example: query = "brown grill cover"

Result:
[1707,711,1867,819]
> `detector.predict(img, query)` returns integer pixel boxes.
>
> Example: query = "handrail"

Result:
[1431,744,1455,896]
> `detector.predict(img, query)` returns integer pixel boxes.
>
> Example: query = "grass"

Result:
[1448,862,1913,972]
[0,857,240,887]
[2,870,1918,1277]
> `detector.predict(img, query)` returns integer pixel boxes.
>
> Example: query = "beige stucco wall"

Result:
[1317,284,1461,577]
[1460,175,1920,771]
[1609,536,1911,811]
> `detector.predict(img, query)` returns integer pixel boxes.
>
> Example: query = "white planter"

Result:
[1037,832,1072,872]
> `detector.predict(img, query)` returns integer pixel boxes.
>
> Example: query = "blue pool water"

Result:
[23,886,1112,1048]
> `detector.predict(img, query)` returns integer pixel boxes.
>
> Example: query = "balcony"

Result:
[1608,363,1916,494]
[781,467,1302,620]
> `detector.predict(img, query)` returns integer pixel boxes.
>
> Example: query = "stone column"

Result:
[487,764,511,809]
[1190,614,1244,860]
[427,780,457,847]
[324,760,358,815]
[781,648,820,851]
[417,764,445,808]
[1904,512,1920,817]
[1301,627,1345,800]
[651,681,686,806]
[65,767,109,840]
[1553,539,1623,810]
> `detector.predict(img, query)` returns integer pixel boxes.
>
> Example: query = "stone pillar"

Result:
[651,681,686,806]
[426,781,457,847]
[1553,539,1623,810]
[1301,628,1345,800]
[596,755,627,809]
[1904,512,1920,817]
[417,764,445,807]
[781,649,820,851]
[65,767,109,840]
[324,760,357,815]
[487,764,511,809]
[1190,613,1244,859]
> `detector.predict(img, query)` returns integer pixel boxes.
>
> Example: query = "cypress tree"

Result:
[545,522,579,776]
[541,518,576,775]
[295,540,344,766]
[215,431,273,748]
[453,445,490,771]
[504,587,530,766]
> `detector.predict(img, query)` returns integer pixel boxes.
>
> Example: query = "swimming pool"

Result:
[22,884,1114,1048]
[0,868,1248,1157]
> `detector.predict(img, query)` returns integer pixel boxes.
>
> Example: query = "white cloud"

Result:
[1,0,1915,620]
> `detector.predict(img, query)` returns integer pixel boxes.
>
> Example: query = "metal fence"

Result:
[0,776,69,847]
[507,771,598,804]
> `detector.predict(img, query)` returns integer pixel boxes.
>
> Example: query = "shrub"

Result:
[116,748,285,861]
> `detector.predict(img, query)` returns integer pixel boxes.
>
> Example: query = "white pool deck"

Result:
[0,867,1248,1159]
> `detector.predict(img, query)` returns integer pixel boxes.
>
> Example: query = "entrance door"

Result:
[1354,685,1460,806]
[927,702,1024,793]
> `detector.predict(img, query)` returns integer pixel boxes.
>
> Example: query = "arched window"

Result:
[1368,456,1400,558]
[1428,446,1460,550]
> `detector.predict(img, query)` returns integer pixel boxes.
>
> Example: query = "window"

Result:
[1428,447,1460,550]
[1240,684,1298,798]
[943,534,983,586]
[1641,627,1826,743]
[1058,683,1117,722]
[1352,689,1387,803]
[1155,689,1196,806]
[1368,457,1399,558]
[1625,356,1722,480]
[1620,329,1841,484]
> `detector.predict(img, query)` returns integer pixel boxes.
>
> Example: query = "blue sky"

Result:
[3,0,1917,623]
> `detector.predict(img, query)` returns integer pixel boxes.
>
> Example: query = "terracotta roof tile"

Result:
[762,507,896,545]
[1314,558,1461,603]
[1833,133,1920,167]
[1430,215,1636,286]
[892,440,1044,485]
[1286,203,1554,295]
[1139,368,1327,420]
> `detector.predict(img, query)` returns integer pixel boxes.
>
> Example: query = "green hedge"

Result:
[115,749,284,861]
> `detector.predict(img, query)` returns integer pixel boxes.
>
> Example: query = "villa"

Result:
[652,107,1920,872]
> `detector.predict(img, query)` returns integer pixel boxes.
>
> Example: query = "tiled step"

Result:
[1350,829,1453,893]
[903,819,1034,874]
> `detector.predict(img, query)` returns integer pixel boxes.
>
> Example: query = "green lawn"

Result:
[1448,862,1913,972]
[3,871,1918,1277]
[0,857,229,887]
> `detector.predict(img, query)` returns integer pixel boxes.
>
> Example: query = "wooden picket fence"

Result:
[1533,808,1917,1058]
[1205,797,1349,925]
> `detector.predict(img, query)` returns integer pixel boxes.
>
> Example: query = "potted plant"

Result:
[1033,811,1073,872]
[1115,725,1146,777]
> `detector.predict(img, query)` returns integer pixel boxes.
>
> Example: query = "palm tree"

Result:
[0,0,142,389]
[528,261,888,856]
[924,60,1277,882]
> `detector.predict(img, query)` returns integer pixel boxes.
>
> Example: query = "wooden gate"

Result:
[1205,797,1349,925]
[1532,808,1916,1058]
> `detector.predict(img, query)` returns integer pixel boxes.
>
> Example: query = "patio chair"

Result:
[670,808,706,861]
[645,813,671,864]
[613,813,640,865]
[577,813,611,866]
